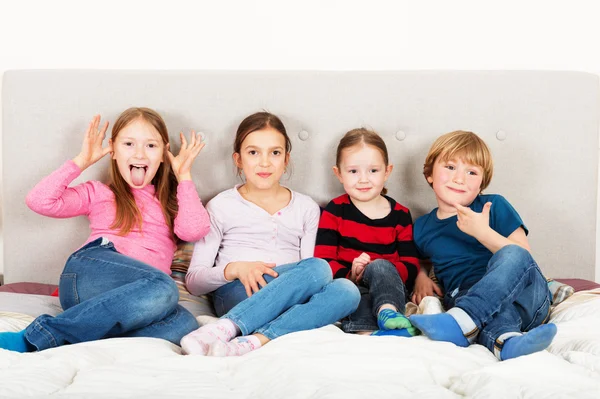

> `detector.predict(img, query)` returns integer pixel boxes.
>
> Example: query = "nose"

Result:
[259,153,270,167]
[453,172,465,184]
[358,171,369,183]
[134,145,146,159]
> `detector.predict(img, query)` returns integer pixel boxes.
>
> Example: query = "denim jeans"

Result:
[341,259,407,333]
[212,257,360,340]
[445,245,552,353]
[25,238,199,350]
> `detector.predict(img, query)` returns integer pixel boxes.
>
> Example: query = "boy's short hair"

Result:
[423,130,494,191]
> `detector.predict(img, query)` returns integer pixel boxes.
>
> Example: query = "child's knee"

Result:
[492,245,536,274]
[365,258,396,277]
[301,257,333,286]
[331,278,361,310]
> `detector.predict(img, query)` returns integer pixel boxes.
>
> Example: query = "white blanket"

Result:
[1,290,600,398]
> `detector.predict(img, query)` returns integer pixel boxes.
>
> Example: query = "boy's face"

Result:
[427,156,483,214]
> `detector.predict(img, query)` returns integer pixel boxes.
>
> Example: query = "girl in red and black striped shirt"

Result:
[315,128,420,337]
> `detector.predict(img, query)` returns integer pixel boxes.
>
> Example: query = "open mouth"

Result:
[130,165,148,186]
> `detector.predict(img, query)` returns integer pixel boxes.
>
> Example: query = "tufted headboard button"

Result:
[298,130,310,141]
[395,130,406,141]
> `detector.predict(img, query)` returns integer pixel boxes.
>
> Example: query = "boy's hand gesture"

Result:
[454,202,492,240]
[167,131,206,182]
[72,115,112,171]
[350,252,370,283]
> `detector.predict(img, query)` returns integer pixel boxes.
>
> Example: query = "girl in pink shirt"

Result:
[0,107,210,352]
[181,112,360,356]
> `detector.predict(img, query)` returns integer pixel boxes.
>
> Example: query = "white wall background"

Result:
[1,0,599,281]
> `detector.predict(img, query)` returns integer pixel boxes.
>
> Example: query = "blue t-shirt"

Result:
[413,194,527,294]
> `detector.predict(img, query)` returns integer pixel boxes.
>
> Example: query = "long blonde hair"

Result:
[109,107,178,237]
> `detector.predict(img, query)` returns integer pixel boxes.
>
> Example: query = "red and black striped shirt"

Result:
[315,194,420,292]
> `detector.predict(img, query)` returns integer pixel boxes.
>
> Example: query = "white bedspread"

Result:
[1,290,600,399]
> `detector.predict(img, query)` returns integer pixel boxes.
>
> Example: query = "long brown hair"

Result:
[109,107,178,237]
[336,128,390,195]
[233,112,292,176]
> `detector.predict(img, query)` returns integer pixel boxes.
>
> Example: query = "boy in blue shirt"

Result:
[410,130,557,361]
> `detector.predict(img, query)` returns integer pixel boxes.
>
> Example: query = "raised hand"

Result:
[455,202,492,239]
[72,115,112,171]
[350,252,371,283]
[167,131,206,182]
[224,261,279,297]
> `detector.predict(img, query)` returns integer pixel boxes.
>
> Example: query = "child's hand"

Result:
[411,270,443,305]
[350,253,370,283]
[454,202,492,239]
[167,131,206,182]
[224,261,278,298]
[72,115,112,171]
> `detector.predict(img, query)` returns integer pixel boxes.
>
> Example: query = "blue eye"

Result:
[468,170,478,176]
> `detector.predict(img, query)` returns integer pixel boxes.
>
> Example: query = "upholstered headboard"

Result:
[2,71,599,284]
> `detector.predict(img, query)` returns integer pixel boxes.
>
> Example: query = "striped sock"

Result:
[371,327,420,337]
[377,309,412,330]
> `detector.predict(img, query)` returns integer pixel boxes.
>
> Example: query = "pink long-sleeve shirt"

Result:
[26,160,210,274]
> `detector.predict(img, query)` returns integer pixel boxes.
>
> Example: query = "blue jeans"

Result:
[25,238,199,350]
[212,258,360,340]
[342,259,407,333]
[445,245,552,353]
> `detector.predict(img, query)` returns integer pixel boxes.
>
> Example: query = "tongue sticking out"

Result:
[131,166,147,186]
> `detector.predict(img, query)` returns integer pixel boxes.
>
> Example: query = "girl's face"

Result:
[111,118,165,189]
[334,144,393,204]
[233,127,289,191]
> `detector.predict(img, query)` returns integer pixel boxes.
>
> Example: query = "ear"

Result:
[333,166,343,184]
[109,139,115,159]
[232,152,242,169]
[384,164,394,181]
[426,175,434,184]
[284,152,290,168]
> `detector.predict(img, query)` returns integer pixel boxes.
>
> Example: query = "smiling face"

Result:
[233,127,289,191]
[334,143,393,204]
[110,118,165,189]
[427,156,483,215]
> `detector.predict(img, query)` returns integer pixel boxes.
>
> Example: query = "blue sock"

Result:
[500,324,557,361]
[371,326,420,337]
[377,309,412,330]
[409,313,470,347]
[0,330,35,353]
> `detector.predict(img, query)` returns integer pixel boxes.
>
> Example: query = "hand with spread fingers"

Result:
[454,202,492,240]
[167,131,206,182]
[224,261,279,297]
[72,115,112,171]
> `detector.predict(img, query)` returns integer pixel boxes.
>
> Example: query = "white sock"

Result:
[208,335,262,357]
[180,318,239,355]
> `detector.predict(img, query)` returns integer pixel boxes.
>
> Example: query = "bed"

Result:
[1,70,599,398]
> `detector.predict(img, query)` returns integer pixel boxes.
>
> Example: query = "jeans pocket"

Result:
[59,273,79,310]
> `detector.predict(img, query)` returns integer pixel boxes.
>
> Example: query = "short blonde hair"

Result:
[423,130,494,191]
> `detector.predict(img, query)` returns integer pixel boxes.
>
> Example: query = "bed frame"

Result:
[2,71,599,284]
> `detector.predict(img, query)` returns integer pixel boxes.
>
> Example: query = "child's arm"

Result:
[27,115,111,218]
[299,199,321,259]
[455,202,530,253]
[314,202,350,279]
[185,211,228,296]
[173,182,210,242]
[25,161,95,218]
[169,131,210,242]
